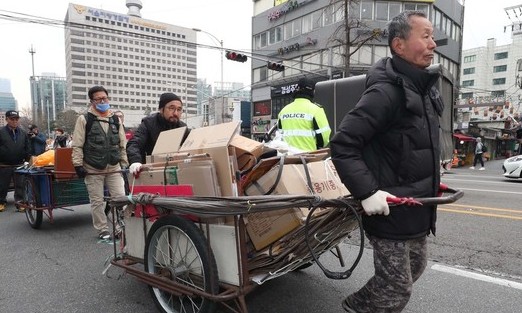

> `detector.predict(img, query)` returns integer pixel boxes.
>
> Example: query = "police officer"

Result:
[277,77,331,152]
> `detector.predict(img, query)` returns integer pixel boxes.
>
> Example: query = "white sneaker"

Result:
[469,166,475,169]
[479,167,485,171]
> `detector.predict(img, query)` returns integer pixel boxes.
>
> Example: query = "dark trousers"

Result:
[344,235,428,313]
[472,153,484,167]
[0,166,24,204]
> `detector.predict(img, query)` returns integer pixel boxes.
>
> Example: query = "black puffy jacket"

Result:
[331,56,443,239]
[126,113,189,164]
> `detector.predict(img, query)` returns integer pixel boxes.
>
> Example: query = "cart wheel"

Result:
[144,215,219,313]
[22,176,42,229]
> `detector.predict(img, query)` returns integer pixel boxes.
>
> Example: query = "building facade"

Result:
[0,78,17,113]
[250,0,464,140]
[64,2,198,127]
[29,74,67,135]
[458,35,522,127]
[455,4,522,158]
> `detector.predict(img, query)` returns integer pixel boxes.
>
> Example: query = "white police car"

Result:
[502,155,522,179]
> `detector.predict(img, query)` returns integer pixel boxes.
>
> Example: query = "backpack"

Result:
[85,112,120,138]
[481,144,487,153]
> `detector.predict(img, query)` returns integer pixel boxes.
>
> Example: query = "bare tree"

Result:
[54,110,79,134]
[329,0,385,77]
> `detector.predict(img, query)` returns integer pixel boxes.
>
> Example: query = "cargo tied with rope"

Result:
[108,180,462,313]
[105,121,463,313]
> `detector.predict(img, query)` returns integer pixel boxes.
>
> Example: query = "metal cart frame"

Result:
[108,187,463,313]
[15,167,90,228]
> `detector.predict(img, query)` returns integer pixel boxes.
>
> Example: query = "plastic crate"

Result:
[52,179,90,207]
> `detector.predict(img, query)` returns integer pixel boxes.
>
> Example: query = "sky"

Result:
[0,0,521,110]
[0,0,253,110]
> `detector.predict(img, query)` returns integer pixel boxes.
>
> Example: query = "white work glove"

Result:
[129,162,143,176]
[361,190,393,216]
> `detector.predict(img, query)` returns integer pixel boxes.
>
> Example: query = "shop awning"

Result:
[453,133,475,142]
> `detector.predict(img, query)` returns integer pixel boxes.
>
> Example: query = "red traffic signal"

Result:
[225,51,248,62]
[267,61,285,72]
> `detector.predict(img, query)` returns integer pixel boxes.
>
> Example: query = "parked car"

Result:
[502,155,522,178]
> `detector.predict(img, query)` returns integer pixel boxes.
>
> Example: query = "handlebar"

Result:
[386,184,463,206]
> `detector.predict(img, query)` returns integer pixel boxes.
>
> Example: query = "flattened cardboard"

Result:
[151,126,187,155]
[177,160,221,196]
[179,121,241,196]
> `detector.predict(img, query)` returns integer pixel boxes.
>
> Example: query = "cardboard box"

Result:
[178,121,241,196]
[133,166,179,186]
[149,121,241,197]
[244,159,350,250]
[245,159,349,198]
[177,160,221,196]
[151,127,187,156]
[229,135,264,172]
[245,209,303,251]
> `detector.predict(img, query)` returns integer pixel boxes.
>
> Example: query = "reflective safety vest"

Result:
[277,98,331,151]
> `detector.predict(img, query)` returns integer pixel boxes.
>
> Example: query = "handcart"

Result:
[14,167,90,229]
[107,184,463,313]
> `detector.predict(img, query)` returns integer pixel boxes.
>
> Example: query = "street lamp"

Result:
[192,28,224,125]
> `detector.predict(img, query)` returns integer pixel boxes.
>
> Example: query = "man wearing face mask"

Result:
[126,92,190,176]
[71,86,128,240]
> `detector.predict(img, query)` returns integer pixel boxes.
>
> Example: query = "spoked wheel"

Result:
[144,215,219,313]
[22,176,42,229]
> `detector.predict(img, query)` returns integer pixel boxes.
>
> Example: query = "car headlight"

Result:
[507,156,522,162]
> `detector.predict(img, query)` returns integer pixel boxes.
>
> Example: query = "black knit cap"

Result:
[159,92,182,109]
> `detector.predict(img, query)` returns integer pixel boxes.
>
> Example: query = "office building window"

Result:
[463,55,476,63]
[463,67,475,75]
[492,78,506,85]
[493,65,507,72]
[462,80,474,87]
[491,90,505,97]
[494,52,508,60]
[360,1,373,20]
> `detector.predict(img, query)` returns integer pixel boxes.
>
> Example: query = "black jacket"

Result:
[126,113,189,164]
[0,126,31,165]
[331,56,443,239]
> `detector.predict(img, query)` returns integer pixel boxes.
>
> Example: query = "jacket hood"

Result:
[365,57,400,89]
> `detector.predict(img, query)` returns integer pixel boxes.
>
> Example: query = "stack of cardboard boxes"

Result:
[125,120,351,284]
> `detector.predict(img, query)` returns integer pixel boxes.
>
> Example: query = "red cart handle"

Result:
[386,184,463,206]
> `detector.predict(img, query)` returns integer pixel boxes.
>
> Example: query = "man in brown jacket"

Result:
[72,86,128,240]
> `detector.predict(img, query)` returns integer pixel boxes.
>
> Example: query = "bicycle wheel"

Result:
[144,215,219,313]
[22,176,42,229]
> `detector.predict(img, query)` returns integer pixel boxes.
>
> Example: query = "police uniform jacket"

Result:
[331,56,443,240]
[278,97,331,152]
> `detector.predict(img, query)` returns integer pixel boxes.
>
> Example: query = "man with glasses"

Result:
[0,110,31,212]
[127,92,189,176]
[71,86,128,240]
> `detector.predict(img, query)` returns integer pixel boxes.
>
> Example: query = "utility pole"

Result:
[29,45,36,121]
[192,28,224,125]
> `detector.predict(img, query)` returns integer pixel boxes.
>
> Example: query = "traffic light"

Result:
[225,51,248,62]
[267,61,285,72]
